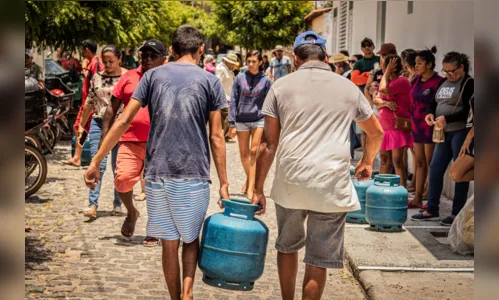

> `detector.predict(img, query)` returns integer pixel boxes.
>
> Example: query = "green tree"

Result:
[25,0,162,51]
[212,1,313,51]
[156,1,216,45]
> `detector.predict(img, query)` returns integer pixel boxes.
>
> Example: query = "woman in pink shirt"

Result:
[374,55,414,187]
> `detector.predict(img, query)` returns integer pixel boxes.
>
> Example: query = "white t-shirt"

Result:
[262,61,373,213]
[215,62,234,103]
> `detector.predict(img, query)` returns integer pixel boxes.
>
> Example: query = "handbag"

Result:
[393,112,412,133]
[432,77,472,143]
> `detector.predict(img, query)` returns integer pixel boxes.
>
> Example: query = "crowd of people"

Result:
[25,24,474,300]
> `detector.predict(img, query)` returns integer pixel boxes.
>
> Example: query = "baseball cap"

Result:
[361,37,375,47]
[139,39,166,56]
[377,43,397,56]
[25,49,33,57]
[293,31,327,50]
[275,45,284,51]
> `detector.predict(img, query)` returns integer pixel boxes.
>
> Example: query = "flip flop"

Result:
[63,160,81,167]
[408,200,423,209]
[143,236,160,247]
[121,213,139,238]
[134,192,146,201]
[419,203,428,213]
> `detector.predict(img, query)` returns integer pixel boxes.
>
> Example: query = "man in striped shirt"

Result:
[84,26,230,300]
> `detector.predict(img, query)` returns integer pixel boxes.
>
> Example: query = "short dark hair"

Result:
[416,46,437,70]
[383,54,403,75]
[172,25,204,57]
[294,35,326,61]
[246,50,263,62]
[263,55,268,59]
[82,39,97,54]
[101,45,121,59]
[401,48,416,62]
[443,51,471,75]
[340,50,350,57]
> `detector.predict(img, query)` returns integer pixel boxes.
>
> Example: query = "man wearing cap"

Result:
[349,37,381,160]
[99,39,166,247]
[65,39,104,167]
[84,26,229,300]
[351,37,380,91]
[254,31,384,299]
[25,49,44,89]
[216,53,238,142]
[269,45,292,81]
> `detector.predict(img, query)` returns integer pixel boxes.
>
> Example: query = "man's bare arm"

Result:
[208,110,230,201]
[91,99,142,165]
[254,116,280,194]
[100,96,123,146]
[355,114,384,179]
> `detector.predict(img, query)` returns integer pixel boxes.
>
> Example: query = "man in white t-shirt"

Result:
[269,45,292,81]
[215,53,238,142]
[253,31,384,299]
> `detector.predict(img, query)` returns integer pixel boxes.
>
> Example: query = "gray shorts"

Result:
[275,204,347,269]
[235,119,264,131]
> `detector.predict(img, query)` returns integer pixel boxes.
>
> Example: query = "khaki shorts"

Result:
[275,204,347,269]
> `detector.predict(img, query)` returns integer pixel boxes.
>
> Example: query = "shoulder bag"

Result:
[432,77,472,143]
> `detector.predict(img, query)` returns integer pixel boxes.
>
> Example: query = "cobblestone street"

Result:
[25,141,366,299]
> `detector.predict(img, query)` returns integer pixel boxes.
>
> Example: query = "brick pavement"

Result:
[25,141,366,299]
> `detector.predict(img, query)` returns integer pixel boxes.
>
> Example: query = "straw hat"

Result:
[331,53,349,63]
[223,53,238,65]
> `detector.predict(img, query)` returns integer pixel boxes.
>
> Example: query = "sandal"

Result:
[134,192,146,201]
[143,236,160,247]
[121,212,139,238]
[63,159,81,167]
[408,200,423,209]
[419,203,428,213]
[83,206,97,219]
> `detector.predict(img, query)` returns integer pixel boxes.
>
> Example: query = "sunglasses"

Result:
[141,53,161,60]
[348,60,357,63]
[362,44,373,48]
[441,66,461,76]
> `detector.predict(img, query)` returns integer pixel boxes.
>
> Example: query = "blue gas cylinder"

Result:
[198,198,269,291]
[365,174,408,232]
[71,136,91,166]
[347,178,375,224]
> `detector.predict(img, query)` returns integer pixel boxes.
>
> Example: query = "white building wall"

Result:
[384,1,474,74]
[351,1,378,55]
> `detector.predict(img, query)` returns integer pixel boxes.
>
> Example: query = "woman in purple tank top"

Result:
[408,47,441,208]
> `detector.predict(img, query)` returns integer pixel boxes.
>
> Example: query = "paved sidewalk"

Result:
[25,141,366,299]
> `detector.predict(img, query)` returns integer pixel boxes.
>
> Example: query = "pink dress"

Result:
[378,76,414,151]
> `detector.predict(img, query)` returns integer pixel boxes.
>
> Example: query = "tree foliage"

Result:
[25,1,216,52]
[212,1,313,51]
[156,1,216,45]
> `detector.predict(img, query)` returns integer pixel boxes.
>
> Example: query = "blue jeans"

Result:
[88,118,121,209]
[426,129,469,216]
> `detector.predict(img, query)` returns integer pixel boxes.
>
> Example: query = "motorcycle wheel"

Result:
[25,134,42,149]
[25,143,48,198]
[51,123,61,142]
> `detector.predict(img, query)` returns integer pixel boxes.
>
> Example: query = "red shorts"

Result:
[114,142,147,193]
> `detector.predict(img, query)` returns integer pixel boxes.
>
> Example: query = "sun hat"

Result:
[223,53,238,65]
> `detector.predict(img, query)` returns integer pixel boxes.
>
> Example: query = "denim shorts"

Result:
[275,204,347,269]
[235,119,265,131]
